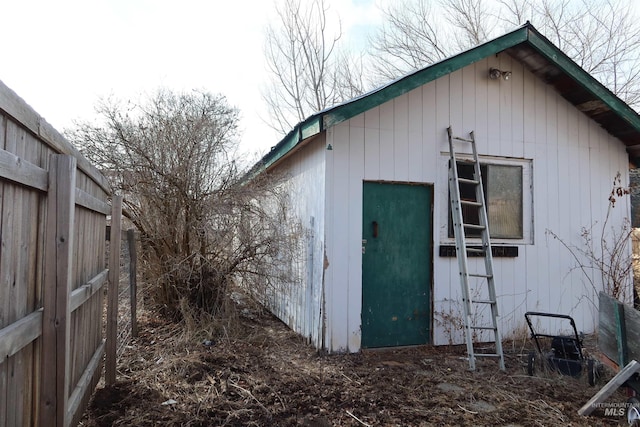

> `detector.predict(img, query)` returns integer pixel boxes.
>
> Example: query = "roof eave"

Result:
[524,27,640,137]
[323,26,530,129]
[244,115,322,179]
[249,25,532,176]
[249,22,640,176]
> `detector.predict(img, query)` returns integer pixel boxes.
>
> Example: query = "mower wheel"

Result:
[527,351,537,376]
[587,358,596,386]
[627,396,640,426]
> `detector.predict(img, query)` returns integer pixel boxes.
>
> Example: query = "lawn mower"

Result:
[524,311,597,386]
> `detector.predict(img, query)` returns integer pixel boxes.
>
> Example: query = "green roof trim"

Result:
[301,116,321,139]
[323,27,529,128]
[525,28,640,130]
[249,22,640,176]
[245,115,322,180]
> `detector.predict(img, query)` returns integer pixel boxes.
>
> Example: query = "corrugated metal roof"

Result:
[249,22,640,177]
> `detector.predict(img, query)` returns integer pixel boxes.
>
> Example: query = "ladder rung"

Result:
[454,156,476,163]
[463,223,485,230]
[472,299,496,304]
[465,247,485,254]
[458,177,479,185]
[470,326,497,330]
[474,353,502,358]
[453,137,474,143]
[460,200,482,207]
[468,273,493,279]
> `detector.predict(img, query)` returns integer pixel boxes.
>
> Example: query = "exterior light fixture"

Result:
[489,68,511,81]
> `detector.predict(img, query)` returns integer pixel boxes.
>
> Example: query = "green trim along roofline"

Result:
[248,22,640,178]
[525,30,640,131]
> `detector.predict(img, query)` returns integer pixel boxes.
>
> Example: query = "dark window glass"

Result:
[449,162,523,239]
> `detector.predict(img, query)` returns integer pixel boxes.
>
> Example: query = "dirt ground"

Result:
[79,303,631,427]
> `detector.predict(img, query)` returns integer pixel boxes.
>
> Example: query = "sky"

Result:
[6,0,639,160]
[0,0,383,158]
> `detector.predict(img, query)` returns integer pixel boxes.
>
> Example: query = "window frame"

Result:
[440,154,533,245]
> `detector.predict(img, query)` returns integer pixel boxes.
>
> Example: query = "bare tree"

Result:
[369,0,451,83]
[369,0,640,108]
[524,0,640,108]
[445,0,496,48]
[496,0,532,27]
[68,89,296,319]
[332,49,368,103]
[263,0,366,135]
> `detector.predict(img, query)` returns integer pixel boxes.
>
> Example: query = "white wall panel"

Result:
[498,55,514,157]
[363,107,380,180]
[263,135,327,348]
[347,123,365,351]
[379,100,395,181]
[408,88,424,181]
[394,94,410,181]
[510,60,525,158]
[475,58,490,144]
[315,53,632,351]
[462,61,476,133]
[327,125,350,352]
[324,130,335,350]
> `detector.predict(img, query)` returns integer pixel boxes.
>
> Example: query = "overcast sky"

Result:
[6,1,638,159]
[0,0,382,157]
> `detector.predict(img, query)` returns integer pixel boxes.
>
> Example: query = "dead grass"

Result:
[79,297,631,427]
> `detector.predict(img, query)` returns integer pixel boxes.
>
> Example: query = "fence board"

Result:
[1,131,19,427]
[599,292,640,365]
[75,188,110,215]
[0,113,7,427]
[66,340,104,425]
[0,79,110,194]
[128,229,138,338]
[23,126,41,427]
[93,215,106,352]
[0,80,113,427]
[69,270,108,313]
[0,309,42,359]
[12,125,31,427]
[31,148,46,427]
[106,195,123,385]
[69,200,83,398]
[0,148,48,191]
[40,154,76,427]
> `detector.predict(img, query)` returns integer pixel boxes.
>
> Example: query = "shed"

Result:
[250,22,640,353]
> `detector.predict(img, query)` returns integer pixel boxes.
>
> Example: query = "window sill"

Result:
[438,245,519,258]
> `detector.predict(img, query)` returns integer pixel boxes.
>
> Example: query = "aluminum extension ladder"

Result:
[447,126,505,371]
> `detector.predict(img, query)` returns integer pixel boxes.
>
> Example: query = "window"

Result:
[448,161,524,240]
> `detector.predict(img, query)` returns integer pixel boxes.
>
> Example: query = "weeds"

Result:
[546,172,633,304]
[435,289,490,345]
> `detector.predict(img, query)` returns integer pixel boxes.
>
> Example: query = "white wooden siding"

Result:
[323,53,631,350]
[263,136,327,349]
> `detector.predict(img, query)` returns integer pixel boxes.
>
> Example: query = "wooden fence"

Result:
[599,291,640,368]
[0,80,120,426]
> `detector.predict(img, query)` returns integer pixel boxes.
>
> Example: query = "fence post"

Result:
[127,229,138,338]
[40,154,76,427]
[614,301,628,367]
[105,196,122,385]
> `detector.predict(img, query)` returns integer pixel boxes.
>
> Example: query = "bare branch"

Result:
[262,0,366,134]
[371,0,640,110]
[369,0,452,82]
[67,88,301,319]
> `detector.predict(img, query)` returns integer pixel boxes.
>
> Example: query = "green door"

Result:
[362,181,432,348]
